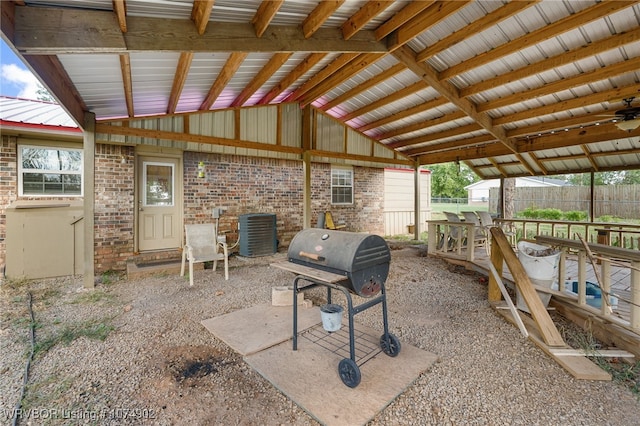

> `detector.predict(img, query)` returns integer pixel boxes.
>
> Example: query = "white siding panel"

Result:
[280,104,302,148]
[346,129,370,156]
[190,111,235,138]
[316,113,345,152]
[240,106,277,144]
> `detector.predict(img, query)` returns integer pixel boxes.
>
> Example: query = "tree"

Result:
[36,84,56,103]
[428,162,479,199]
[565,170,640,185]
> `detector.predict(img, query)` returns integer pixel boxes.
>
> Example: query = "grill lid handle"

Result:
[299,251,325,262]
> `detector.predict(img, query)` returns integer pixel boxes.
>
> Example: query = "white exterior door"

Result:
[137,156,181,251]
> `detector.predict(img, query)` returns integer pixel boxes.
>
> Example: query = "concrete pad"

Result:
[245,323,439,426]
[201,303,321,356]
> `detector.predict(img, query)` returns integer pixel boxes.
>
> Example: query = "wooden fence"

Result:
[489,184,640,219]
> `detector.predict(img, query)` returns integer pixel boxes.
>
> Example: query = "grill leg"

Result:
[293,275,302,351]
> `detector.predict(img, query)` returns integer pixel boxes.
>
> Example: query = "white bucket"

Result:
[320,304,344,332]
[516,241,560,313]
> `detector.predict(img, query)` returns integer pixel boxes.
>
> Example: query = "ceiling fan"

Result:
[610,97,640,131]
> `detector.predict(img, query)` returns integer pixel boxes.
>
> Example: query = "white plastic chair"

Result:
[443,211,465,253]
[180,223,229,286]
[462,211,489,255]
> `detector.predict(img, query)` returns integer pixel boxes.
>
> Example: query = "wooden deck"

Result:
[429,243,639,357]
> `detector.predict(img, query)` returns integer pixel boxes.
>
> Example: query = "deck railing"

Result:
[495,218,640,250]
[535,235,640,335]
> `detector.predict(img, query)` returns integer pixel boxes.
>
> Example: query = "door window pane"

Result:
[144,163,174,206]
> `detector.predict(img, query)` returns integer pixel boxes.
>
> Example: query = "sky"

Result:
[1,38,42,99]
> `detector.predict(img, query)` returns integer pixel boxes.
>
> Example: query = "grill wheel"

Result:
[338,358,361,388]
[380,333,401,357]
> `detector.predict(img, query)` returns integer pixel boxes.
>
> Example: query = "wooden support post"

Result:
[488,232,504,303]
[427,221,437,255]
[557,248,567,292]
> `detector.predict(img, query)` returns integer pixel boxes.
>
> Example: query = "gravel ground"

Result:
[1,243,639,425]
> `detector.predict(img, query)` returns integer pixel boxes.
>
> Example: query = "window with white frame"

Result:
[18,145,83,196]
[331,166,353,205]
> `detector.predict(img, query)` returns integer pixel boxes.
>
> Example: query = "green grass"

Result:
[33,317,115,358]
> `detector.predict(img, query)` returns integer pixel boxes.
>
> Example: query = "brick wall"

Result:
[94,144,135,272]
[183,152,385,250]
[0,135,18,264]
[1,142,384,275]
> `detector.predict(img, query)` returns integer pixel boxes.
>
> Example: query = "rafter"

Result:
[167,52,193,114]
[374,1,435,40]
[377,111,467,140]
[492,83,640,126]
[403,135,495,157]
[200,52,247,111]
[302,0,344,39]
[439,1,633,80]
[299,53,386,107]
[191,0,215,35]
[341,80,427,122]
[393,45,518,154]
[231,52,293,108]
[283,53,360,102]
[321,63,406,111]
[386,1,471,53]
[581,145,600,171]
[119,54,134,117]
[524,152,549,176]
[112,0,127,32]
[357,97,449,132]
[417,122,640,164]
[476,59,640,113]
[460,27,640,98]
[387,123,483,149]
[415,0,538,62]
[258,53,327,105]
[342,1,395,40]
[252,0,284,37]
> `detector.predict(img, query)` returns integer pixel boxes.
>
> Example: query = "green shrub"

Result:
[538,208,563,220]
[518,207,540,219]
[564,210,587,221]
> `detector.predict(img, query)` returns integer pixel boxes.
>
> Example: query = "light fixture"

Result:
[615,118,640,132]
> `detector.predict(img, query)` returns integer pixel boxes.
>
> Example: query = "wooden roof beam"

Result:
[112,0,127,32]
[191,0,215,35]
[476,58,640,113]
[386,1,471,53]
[357,97,448,132]
[403,135,495,157]
[300,53,386,107]
[492,83,640,126]
[231,52,293,107]
[283,53,359,102]
[418,122,640,164]
[525,152,549,175]
[393,45,518,154]
[377,111,467,140]
[252,0,284,37]
[119,54,134,117]
[302,0,344,38]
[374,1,435,40]
[200,52,247,110]
[415,0,538,62]
[14,6,386,53]
[321,62,406,111]
[440,1,633,80]
[342,1,395,40]
[461,27,640,98]
[167,52,193,114]
[581,145,600,171]
[341,80,428,122]
[257,53,327,105]
[387,123,482,149]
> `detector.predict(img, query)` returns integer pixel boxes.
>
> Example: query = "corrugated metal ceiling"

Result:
[2,0,639,178]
